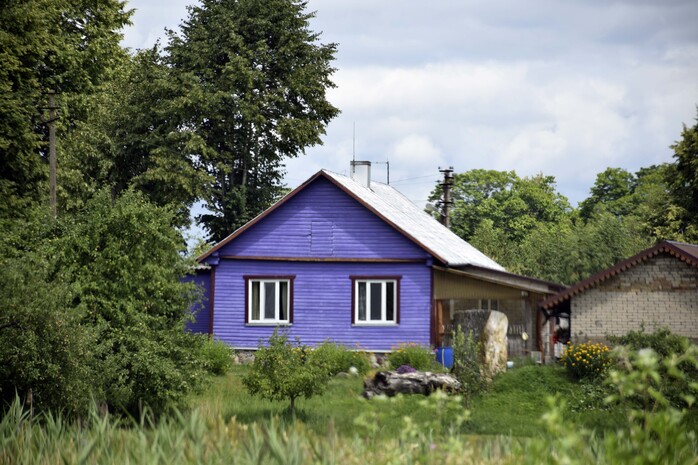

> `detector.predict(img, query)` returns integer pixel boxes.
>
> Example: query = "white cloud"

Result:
[122,0,698,210]
[390,135,444,168]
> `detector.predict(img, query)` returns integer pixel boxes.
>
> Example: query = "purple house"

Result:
[192,162,563,354]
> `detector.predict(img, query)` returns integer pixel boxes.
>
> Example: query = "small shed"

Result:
[541,241,698,343]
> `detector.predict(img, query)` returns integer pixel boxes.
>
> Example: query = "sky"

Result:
[121,0,698,212]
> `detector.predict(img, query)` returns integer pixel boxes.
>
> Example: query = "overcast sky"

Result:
[122,0,698,210]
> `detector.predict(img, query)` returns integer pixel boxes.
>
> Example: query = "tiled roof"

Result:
[321,170,505,270]
[540,240,698,310]
[198,169,505,271]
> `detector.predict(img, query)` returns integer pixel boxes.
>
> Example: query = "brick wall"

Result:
[571,254,698,342]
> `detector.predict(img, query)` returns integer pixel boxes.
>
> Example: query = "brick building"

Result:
[541,241,698,343]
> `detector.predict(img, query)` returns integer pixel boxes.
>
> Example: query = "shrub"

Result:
[388,342,435,371]
[560,341,612,380]
[310,341,370,376]
[608,327,697,408]
[607,326,690,358]
[452,325,485,401]
[243,330,330,415]
[53,189,207,416]
[527,344,698,465]
[199,337,234,375]
[0,252,97,417]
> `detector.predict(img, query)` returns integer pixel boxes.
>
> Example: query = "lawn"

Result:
[194,363,627,438]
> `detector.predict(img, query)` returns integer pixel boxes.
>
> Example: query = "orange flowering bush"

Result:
[560,341,612,380]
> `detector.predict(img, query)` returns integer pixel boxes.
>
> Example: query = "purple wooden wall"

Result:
[207,176,434,350]
[217,177,429,260]
[183,271,211,334]
[213,260,432,350]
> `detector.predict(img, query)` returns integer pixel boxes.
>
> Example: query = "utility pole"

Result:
[47,91,59,219]
[439,166,454,228]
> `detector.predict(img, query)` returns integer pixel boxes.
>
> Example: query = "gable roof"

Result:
[198,169,505,271]
[540,240,698,310]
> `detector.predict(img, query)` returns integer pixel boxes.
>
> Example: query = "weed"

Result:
[388,342,438,371]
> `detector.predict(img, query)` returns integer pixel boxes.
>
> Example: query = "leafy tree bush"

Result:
[607,326,690,358]
[388,343,436,371]
[0,0,131,215]
[560,341,612,381]
[608,327,697,408]
[243,330,330,415]
[199,337,234,376]
[310,341,370,376]
[451,325,486,402]
[0,248,96,417]
[525,344,698,465]
[50,189,207,416]
[1,190,208,417]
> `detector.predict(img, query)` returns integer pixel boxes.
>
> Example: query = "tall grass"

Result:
[0,396,520,465]
[4,362,695,464]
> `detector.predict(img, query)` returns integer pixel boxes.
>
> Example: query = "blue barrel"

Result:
[436,347,453,368]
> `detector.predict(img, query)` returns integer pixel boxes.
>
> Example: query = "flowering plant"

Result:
[560,341,612,380]
[396,364,417,374]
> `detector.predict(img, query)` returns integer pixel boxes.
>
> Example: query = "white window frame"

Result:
[247,278,291,325]
[353,278,398,326]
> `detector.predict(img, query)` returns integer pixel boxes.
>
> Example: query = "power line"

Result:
[390,173,440,183]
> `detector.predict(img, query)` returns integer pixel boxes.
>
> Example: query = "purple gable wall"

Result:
[213,260,431,350]
[206,176,434,351]
[217,177,429,259]
[183,271,211,334]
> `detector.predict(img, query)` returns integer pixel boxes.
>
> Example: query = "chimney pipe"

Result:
[350,161,371,188]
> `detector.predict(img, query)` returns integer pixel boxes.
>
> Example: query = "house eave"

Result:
[433,265,564,296]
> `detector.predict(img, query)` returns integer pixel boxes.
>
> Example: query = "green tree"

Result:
[668,110,698,241]
[0,0,131,217]
[0,210,96,416]
[516,221,578,283]
[430,169,516,240]
[166,0,340,241]
[51,189,205,415]
[243,330,330,415]
[59,48,209,226]
[517,212,650,284]
[579,167,635,219]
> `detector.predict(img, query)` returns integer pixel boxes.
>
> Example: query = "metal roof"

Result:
[198,169,505,271]
[321,170,505,270]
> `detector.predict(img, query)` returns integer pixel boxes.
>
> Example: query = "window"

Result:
[245,276,294,324]
[351,277,400,325]
[479,299,499,311]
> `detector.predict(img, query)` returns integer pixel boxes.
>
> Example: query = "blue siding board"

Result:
[218,178,427,259]
[183,271,210,334]
[213,260,431,351]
